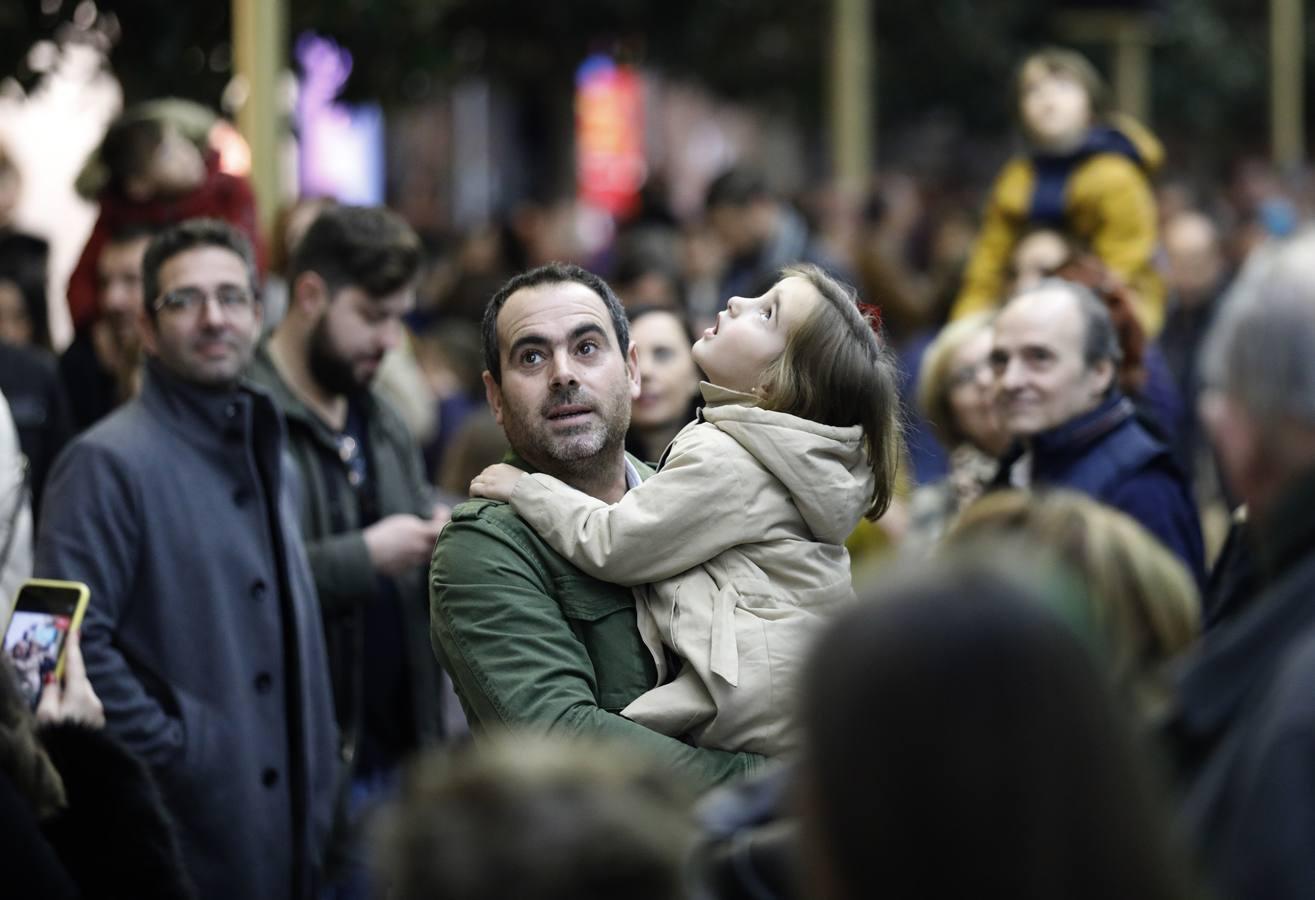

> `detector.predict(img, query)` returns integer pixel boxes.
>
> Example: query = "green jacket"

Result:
[429,453,764,792]
[248,344,447,761]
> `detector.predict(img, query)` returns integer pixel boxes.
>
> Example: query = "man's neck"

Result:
[529,448,630,504]
[267,327,347,430]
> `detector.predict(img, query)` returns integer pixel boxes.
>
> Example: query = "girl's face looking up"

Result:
[692,276,821,394]
[1019,61,1091,153]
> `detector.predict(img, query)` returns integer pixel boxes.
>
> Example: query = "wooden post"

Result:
[1271,0,1305,170]
[232,0,286,233]
[1055,11,1153,125]
[829,0,874,190]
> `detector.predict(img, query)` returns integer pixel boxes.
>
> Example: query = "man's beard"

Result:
[502,383,631,476]
[308,315,370,397]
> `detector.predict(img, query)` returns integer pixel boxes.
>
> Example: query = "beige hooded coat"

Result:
[508,384,873,757]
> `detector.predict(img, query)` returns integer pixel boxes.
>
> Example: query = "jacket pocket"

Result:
[554,575,651,713]
[556,579,634,621]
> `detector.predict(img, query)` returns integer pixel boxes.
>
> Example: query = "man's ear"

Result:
[291,271,330,318]
[1090,357,1116,398]
[483,371,504,426]
[626,340,641,400]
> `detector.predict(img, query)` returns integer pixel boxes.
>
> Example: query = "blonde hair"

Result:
[946,489,1200,715]
[916,312,995,448]
[756,264,903,520]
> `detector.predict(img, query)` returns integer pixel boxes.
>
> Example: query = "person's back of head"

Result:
[373,735,694,900]
[946,489,1200,717]
[799,557,1199,900]
[1199,229,1315,518]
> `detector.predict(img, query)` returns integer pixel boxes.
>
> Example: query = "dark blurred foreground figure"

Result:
[0,635,194,898]
[799,561,1200,900]
[372,735,695,900]
[1168,230,1315,900]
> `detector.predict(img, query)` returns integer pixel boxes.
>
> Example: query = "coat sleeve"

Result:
[303,532,376,616]
[508,432,763,585]
[1080,156,1163,332]
[950,161,1028,321]
[34,440,185,769]
[430,514,764,792]
[1081,156,1158,289]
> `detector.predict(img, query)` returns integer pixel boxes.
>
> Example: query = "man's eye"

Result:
[577,340,598,355]
[761,307,773,319]
[521,350,544,365]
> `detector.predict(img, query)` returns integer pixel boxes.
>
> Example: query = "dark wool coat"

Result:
[35,362,339,900]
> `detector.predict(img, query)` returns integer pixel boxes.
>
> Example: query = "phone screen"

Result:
[4,583,84,709]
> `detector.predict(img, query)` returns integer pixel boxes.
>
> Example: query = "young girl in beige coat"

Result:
[471,265,901,757]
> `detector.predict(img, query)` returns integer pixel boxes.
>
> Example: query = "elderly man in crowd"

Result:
[429,263,763,791]
[987,278,1204,578]
[1167,231,1315,900]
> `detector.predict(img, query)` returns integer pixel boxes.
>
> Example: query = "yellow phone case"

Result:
[10,578,90,684]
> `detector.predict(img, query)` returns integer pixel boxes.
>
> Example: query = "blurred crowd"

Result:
[2,44,1315,900]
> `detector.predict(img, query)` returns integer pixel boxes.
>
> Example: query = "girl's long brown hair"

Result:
[756,264,903,520]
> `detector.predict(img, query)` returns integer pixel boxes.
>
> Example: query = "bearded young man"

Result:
[248,206,455,889]
[429,263,764,792]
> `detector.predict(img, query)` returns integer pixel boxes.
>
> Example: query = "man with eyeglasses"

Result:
[34,218,340,900]
[248,205,454,895]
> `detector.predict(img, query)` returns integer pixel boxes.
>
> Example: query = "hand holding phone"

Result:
[3,579,91,710]
[36,629,104,728]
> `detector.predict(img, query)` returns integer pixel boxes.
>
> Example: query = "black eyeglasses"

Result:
[154,284,256,317]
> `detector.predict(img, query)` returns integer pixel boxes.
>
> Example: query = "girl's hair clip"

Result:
[857,301,884,334]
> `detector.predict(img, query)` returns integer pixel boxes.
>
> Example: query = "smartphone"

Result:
[3,579,90,710]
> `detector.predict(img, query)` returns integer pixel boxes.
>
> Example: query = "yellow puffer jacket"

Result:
[951,115,1165,336]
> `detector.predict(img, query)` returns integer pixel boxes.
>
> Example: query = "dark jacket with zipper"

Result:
[247,345,448,768]
[996,392,1204,582]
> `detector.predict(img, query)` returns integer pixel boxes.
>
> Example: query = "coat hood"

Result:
[699,383,872,543]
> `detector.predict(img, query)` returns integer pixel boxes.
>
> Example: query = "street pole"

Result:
[232,0,286,234]
[830,0,874,192]
[1271,0,1305,172]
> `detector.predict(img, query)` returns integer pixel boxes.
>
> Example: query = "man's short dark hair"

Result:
[704,167,769,211]
[482,263,630,385]
[290,204,422,300]
[141,218,257,320]
[104,222,158,249]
